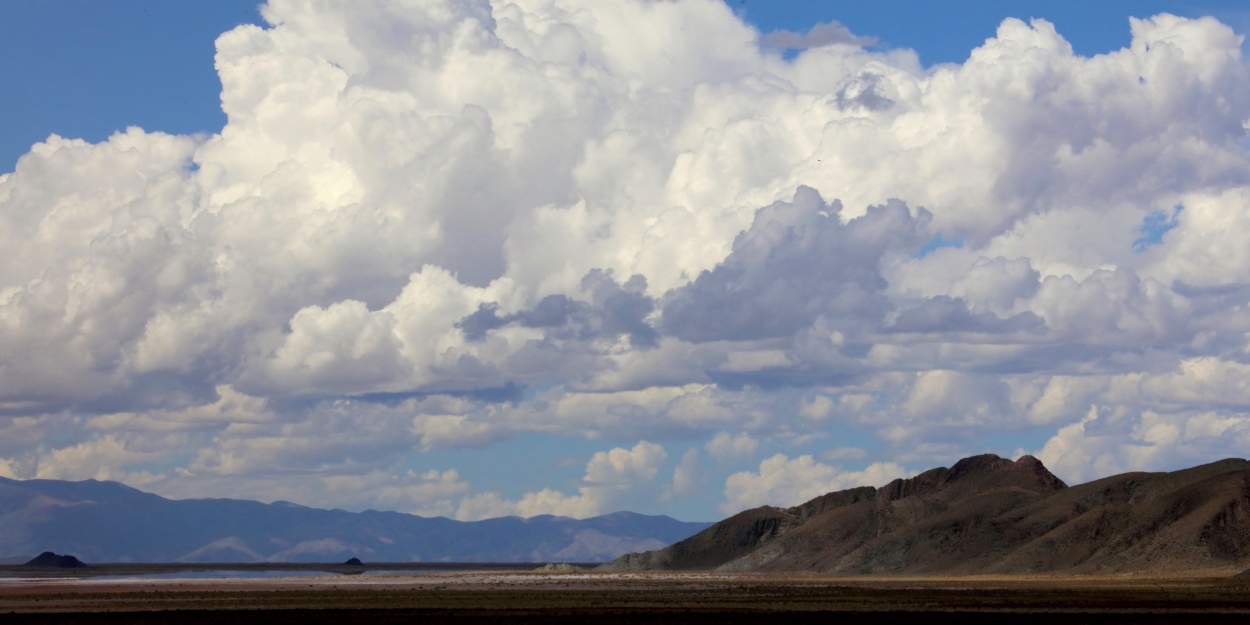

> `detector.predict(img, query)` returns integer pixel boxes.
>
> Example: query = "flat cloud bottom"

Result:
[2,572,1249,624]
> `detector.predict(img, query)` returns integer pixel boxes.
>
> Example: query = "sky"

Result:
[1,0,1249,523]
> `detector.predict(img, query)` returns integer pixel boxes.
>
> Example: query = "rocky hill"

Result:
[602,454,1250,575]
[0,477,710,563]
[22,552,87,568]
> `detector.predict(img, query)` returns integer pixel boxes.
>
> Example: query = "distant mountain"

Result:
[603,454,1250,575]
[0,477,711,563]
[23,552,87,568]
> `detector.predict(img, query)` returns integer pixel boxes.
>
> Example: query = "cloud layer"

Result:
[2,0,1249,519]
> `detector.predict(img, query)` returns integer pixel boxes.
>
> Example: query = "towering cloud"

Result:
[1,1,1248,517]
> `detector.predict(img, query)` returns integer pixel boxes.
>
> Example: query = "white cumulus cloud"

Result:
[721,453,908,515]
[456,440,668,520]
[705,432,759,462]
[1,1,1249,515]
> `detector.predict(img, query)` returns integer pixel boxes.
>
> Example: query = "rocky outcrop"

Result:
[602,455,1250,575]
[23,552,87,568]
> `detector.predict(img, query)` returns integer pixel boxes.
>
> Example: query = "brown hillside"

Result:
[602,454,1250,575]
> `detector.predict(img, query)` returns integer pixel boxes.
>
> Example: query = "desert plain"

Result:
[2,568,1250,624]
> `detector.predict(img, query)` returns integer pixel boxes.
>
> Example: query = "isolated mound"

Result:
[23,552,87,568]
[602,454,1250,575]
[343,557,364,566]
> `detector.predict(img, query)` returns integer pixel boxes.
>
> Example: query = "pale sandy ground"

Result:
[0,568,1242,596]
[0,571,735,595]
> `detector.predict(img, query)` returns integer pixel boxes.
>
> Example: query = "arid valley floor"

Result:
[2,569,1249,623]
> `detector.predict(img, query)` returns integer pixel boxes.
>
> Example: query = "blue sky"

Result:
[2,1,1250,522]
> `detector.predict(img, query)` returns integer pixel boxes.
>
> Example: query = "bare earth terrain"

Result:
[2,570,1249,623]
[606,455,1250,576]
[2,455,1246,622]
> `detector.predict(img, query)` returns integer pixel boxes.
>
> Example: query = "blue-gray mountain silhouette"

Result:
[0,477,709,563]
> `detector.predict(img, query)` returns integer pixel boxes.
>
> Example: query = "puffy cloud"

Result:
[584,440,667,484]
[31,434,174,482]
[455,491,521,521]
[1032,357,1250,483]
[661,188,931,343]
[320,469,469,516]
[947,257,1041,316]
[798,395,836,420]
[661,448,702,501]
[459,269,659,348]
[1139,357,1250,408]
[85,386,275,432]
[457,440,668,520]
[2,1,1250,516]
[511,488,602,519]
[0,415,70,456]
[721,453,908,514]
[1035,406,1250,484]
[704,432,758,462]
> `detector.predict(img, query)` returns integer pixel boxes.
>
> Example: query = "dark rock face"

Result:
[602,454,1250,575]
[23,552,87,568]
[343,557,364,566]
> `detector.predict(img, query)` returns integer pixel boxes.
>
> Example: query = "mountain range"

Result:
[0,476,710,563]
[603,454,1250,575]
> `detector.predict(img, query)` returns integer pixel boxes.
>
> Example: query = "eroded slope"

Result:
[603,455,1250,575]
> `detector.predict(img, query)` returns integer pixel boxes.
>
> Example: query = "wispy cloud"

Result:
[762,20,878,49]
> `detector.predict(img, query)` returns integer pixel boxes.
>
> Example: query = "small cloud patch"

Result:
[762,21,877,50]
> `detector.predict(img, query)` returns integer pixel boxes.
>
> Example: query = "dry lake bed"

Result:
[1,569,1249,623]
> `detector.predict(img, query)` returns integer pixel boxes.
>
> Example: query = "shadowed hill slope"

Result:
[22,551,87,568]
[603,454,1250,575]
[0,477,710,563]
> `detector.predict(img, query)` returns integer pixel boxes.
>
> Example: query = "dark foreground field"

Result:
[2,571,1249,624]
